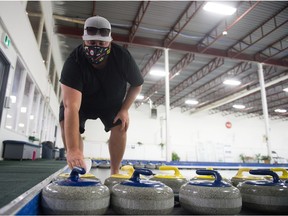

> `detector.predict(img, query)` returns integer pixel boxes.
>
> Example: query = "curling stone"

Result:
[264,167,288,181]
[150,166,188,201]
[104,165,134,192]
[41,167,110,215]
[133,161,145,169]
[231,167,264,187]
[238,169,288,214]
[179,170,242,215]
[111,168,174,215]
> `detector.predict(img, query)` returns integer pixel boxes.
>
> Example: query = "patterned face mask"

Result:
[83,45,111,65]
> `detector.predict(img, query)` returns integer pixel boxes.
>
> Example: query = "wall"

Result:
[81,104,288,162]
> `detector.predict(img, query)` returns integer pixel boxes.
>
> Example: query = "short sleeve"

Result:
[124,50,144,87]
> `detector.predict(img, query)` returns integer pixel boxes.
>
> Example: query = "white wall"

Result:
[81,104,288,163]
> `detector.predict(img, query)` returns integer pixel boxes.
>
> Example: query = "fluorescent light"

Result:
[223,79,241,86]
[150,69,166,77]
[10,95,16,103]
[274,109,287,113]
[136,94,144,100]
[30,115,34,120]
[20,107,27,113]
[233,104,245,109]
[7,114,12,118]
[283,88,288,92]
[185,99,199,105]
[6,125,12,129]
[203,2,237,15]
[18,123,25,127]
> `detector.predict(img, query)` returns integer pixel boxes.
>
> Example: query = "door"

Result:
[0,51,10,125]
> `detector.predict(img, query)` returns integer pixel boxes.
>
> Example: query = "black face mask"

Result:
[83,45,111,65]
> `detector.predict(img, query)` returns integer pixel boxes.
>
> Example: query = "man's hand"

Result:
[113,109,129,131]
[66,149,86,171]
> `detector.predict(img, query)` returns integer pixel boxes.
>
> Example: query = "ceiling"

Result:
[27,1,288,120]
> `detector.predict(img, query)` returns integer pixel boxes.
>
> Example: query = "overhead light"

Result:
[136,94,144,100]
[203,2,237,15]
[283,88,288,92]
[20,107,27,113]
[232,104,245,109]
[18,123,25,127]
[150,69,166,77]
[185,99,199,105]
[223,79,241,86]
[10,95,16,103]
[6,125,12,129]
[30,115,34,120]
[274,109,287,113]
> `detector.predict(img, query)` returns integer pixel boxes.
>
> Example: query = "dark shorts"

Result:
[59,102,122,133]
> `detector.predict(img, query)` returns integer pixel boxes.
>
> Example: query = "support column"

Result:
[257,63,272,162]
[164,48,171,162]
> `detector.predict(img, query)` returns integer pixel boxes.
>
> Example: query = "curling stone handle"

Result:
[129,168,153,183]
[159,166,182,177]
[121,165,135,176]
[270,168,288,178]
[235,168,252,178]
[196,170,222,183]
[249,169,280,183]
[69,166,86,182]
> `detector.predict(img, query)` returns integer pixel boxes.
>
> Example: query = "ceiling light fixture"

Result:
[185,99,199,105]
[149,69,166,77]
[274,109,287,113]
[223,79,241,86]
[136,94,144,100]
[283,88,288,92]
[232,104,245,109]
[203,2,237,15]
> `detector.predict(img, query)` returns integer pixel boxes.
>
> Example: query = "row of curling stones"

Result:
[236,169,288,214]
[41,167,110,215]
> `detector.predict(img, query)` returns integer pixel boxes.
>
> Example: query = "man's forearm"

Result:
[121,85,142,111]
[64,108,80,151]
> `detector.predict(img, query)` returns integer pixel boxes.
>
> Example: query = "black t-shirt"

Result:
[60,43,144,114]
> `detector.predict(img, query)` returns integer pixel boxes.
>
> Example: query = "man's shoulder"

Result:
[111,43,130,56]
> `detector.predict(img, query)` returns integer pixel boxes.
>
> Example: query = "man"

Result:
[59,16,143,174]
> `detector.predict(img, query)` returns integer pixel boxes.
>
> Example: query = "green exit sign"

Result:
[2,33,11,48]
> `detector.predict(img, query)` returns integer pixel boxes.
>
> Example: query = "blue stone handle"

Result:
[249,169,280,183]
[129,168,153,183]
[196,170,223,184]
[69,166,86,182]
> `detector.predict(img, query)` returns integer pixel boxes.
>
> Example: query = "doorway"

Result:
[0,51,10,125]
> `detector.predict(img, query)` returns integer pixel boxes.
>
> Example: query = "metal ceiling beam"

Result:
[155,57,225,106]
[189,73,288,114]
[197,1,259,53]
[54,25,287,67]
[129,1,150,43]
[140,49,163,77]
[171,62,252,108]
[255,35,288,63]
[139,52,195,107]
[183,66,286,112]
[164,1,203,48]
[227,5,288,58]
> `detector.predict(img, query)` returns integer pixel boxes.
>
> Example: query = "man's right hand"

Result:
[66,149,86,171]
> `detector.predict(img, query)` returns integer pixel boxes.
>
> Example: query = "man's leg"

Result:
[108,124,127,175]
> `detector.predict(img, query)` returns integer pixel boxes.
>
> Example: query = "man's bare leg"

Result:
[108,125,127,175]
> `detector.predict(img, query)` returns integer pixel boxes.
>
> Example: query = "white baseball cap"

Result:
[82,16,112,42]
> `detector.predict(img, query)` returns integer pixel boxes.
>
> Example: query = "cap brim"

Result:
[82,35,112,42]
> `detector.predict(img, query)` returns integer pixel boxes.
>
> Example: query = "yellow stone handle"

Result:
[235,168,252,177]
[270,168,288,178]
[159,165,182,177]
[121,165,135,176]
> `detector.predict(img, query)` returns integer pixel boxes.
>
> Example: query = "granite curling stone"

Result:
[111,168,174,215]
[237,169,288,214]
[104,165,134,192]
[150,165,188,201]
[231,167,264,187]
[41,167,110,215]
[179,170,242,215]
